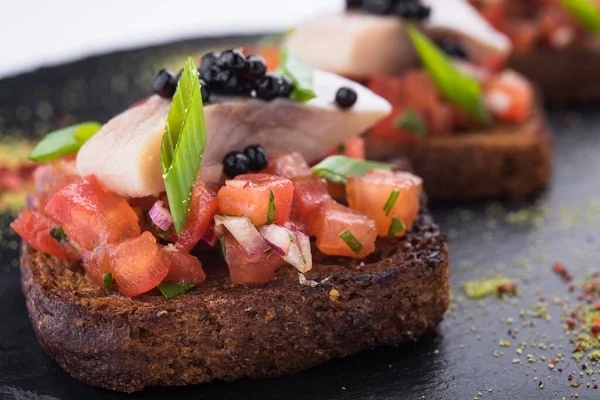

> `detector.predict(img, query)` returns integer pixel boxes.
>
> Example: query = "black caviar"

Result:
[335,87,358,109]
[435,38,468,60]
[153,49,295,103]
[352,0,431,20]
[243,145,269,171]
[223,151,250,178]
[152,69,178,98]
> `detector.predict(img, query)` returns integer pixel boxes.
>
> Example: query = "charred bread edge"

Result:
[509,48,600,103]
[365,108,552,200]
[20,206,449,393]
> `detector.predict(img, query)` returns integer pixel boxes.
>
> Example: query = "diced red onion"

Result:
[293,229,313,273]
[215,215,268,256]
[26,195,38,210]
[149,200,173,231]
[259,224,292,257]
[202,223,217,247]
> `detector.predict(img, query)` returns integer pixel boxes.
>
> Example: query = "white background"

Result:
[0,0,343,79]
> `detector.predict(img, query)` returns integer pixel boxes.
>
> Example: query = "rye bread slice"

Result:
[20,204,449,393]
[365,110,552,200]
[509,49,600,103]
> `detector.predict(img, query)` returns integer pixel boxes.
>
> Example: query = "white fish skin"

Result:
[423,0,512,64]
[76,70,391,198]
[285,3,511,79]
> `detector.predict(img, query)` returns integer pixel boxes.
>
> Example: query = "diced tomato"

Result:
[292,176,331,225]
[326,137,366,160]
[368,72,453,141]
[175,182,218,251]
[33,160,80,210]
[311,200,377,259]
[163,246,206,284]
[265,152,312,179]
[45,176,140,250]
[346,169,422,237]
[258,47,280,72]
[218,174,294,226]
[110,232,169,297]
[11,210,77,260]
[484,70,533,123]
[82,247,112,285]
[223,232,285,284]
[475,0,508,30]
[506,20,539,54]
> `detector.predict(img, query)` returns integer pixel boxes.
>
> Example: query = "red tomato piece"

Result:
[163,246,206,284]
[223,232,285,284]
[82,247,112,285]
[346,169,422,237]
[33,160,80,210]
[265,152,312,179]
[175,182,218,251]
[218,174,294,226]
[484,70,533,123]
[11,210,76,260]
[311,200,377,259]
[45,175,140,250]
[110,232,169,297]
[343,137,366,160]
[292,176,331,226]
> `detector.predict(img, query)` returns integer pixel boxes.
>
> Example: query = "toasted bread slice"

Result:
[510,49,600,103]
[365,111,552,200]
[20,205,449,393]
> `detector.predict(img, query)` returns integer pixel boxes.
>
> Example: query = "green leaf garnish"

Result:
[28,122,102,162]
[160,57,207,235]
[388,217,406,236]
[103,273,115,289]
[311,155,394,185]
[406,24,491,126]
[383,189,400,216]
[395,109,427,138]
[158,282,194,299]
[266,189,276,224]
[278,48,317,102]
[560,0,600,34]
[50,226,67,244]
[339,230,363,255]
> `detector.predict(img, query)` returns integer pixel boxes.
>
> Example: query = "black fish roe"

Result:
[363,0,394,14]
[335,87,358,109]
[360,0,431,21]
[436,38,468,59]
[218,49,248,72]
[246,54,267,79]
[256,73,282,101]
[200,52,220,72]
[223,151,250,178]
[199,78,211,103]
[278,75,294,98]
[243,145,269,171]
[346,0,363,8]
[152,69,178,98]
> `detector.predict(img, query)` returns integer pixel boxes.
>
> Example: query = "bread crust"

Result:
[20,206,449,393]
[365,112,552,200]
[509,49,600,103]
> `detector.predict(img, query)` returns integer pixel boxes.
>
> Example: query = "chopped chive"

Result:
[395,109,427,138]
[266,189,276,224]
[50,226,67,244]
[103,273,115,289]
[388,218,406,236]
[311,155,394,185]
[219,236,226,259]
[383,189,400,216]
[158,282,194,299]
[339,230,363,255]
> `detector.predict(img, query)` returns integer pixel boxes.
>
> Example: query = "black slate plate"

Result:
[2,35,600,400]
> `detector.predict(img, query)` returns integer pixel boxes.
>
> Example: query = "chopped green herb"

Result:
[560,0,600,34]
[266,190,276,224]
[219,236,226,259]
[158,282,194,299]
[383,189,401,216]
[311,155,394,185]
[388,217,406,236]
[339,230,363,255]
[103,273,115,289]
[395,109,427,138]
[50,226,67,244]
[278,48,317,102]
[28,122,102,162]
[406,24,491,126]
[154,227,173,243]
[161,57,207,234]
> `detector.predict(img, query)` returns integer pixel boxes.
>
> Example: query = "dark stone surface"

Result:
[2,35,600,399]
